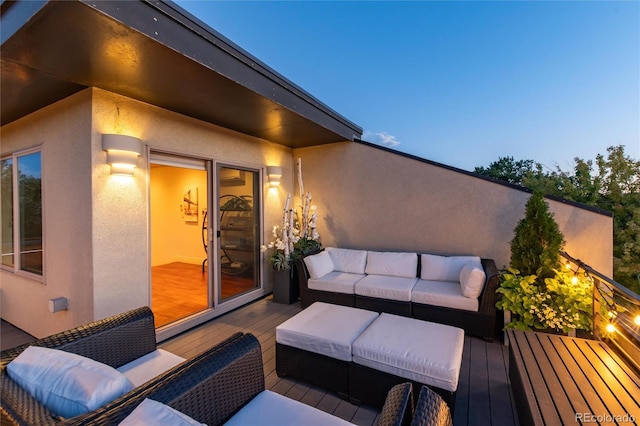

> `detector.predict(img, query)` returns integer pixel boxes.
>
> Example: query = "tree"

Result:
[510,191,565,280]
[476,145,640,293]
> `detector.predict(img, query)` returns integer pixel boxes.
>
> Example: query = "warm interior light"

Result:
[607,310,617,318]
[565,261,572,270]
[634,315,640,326]
[266,166,283,188]
[571,275,579,284]
[102,134,142,176]
[605,323,617,334]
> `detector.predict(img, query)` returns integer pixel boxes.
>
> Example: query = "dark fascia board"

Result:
[354,139,613,218]
[1,0,362,146]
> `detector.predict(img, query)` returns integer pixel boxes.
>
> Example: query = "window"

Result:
[1,149,43,276]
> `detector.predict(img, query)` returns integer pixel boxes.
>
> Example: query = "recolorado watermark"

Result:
[575,413,636,423]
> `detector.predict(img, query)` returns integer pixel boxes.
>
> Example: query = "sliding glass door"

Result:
[217,165,260,301]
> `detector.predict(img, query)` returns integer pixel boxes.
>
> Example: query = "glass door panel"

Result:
[150,155,210,327]
[218,166,260,301]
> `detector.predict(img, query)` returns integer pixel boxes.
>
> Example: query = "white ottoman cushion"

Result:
[308,271,365,294]
[326,247,368,274]
[276,302,379,362]
[365,251,418,278]
[225,390,353,425]
[411,280,479,312]
[421,254,481,282]
[352,313,464,392]
[355,275,418,302]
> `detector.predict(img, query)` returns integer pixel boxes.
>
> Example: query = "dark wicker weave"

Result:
[297,251,501,339]
[0,306,158,426]
[376,383,413,426]
[412,258,499,340]
[295,257,356,309]
[349,363,455,410]
[410,386,453,426]
[276,343,350,399]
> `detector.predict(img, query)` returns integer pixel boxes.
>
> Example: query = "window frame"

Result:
[1,146,44,281]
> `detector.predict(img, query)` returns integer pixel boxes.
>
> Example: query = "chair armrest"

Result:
[70,333,264,426]
[478,259,499,316]
[377,382,413,426]
[1,307,156,369]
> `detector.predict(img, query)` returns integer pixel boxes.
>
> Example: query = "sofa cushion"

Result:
[421,254,481,282]
[459,263,486,299]
[303,251,334,279]
[276,302,379,362]
[308,271,365,294]
[7,346,135,418]
[411,280,479,312]
[355,275,418,302]
[117,349,186,387]
[365,251,418,278]
[326,247,368,274]
[225,390,354,425]
[120,398,205,426]
[352,313,464,392]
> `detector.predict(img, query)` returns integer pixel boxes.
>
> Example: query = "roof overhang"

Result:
[1,0,362,147]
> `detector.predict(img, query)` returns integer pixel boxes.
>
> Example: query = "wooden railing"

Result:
[561,252,640,375]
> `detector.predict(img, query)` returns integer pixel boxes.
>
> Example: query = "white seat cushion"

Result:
[411,280,479,312]
[117,349,186,387]
[459,263,486,299]
[308,271,365,294]
[355,275,418,302]
[224,390,353,425]
[421,254,481,282]
[276,302,378,361]
[326,247,368,274]
[365,251,418,278]
[119,398,205,426]
[352,313,464,392]
[7,346,134,418]
[303,251,335,279]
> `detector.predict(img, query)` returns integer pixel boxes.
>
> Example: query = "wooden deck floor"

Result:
[1,297,519,425]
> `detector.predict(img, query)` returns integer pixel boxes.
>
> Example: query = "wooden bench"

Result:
[508,329,640,426]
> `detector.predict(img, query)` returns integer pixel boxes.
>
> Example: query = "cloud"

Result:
[363,131,401,148]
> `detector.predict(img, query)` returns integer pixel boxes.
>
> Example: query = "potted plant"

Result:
[497,191,593,335]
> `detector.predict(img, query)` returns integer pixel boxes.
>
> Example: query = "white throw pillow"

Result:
[364,251,418,278]
[421,254,481,282]
[459,262,486,299]
[7,346,135,418]
[119,398,205,426]
[326,247,368,274]
[303,251,334,279]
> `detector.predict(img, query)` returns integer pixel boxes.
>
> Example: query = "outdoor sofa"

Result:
[296,247,500,339]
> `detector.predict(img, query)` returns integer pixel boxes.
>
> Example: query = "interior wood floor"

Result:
[151,262,255,328]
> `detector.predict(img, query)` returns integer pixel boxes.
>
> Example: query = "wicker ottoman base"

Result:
[276,343,349,399]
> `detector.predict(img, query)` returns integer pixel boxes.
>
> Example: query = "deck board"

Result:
[1,297,519,425]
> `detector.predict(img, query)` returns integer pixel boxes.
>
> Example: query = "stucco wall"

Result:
[1,88,295,338]
[1,91,95,337]
[294,142,613,275]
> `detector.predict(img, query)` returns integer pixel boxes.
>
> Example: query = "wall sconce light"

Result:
[102,134,143,176]
[267,166,283,188]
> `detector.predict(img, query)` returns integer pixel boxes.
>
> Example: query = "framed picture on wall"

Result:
[182,187,199,222]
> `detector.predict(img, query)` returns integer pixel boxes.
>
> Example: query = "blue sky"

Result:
[175,1,639,172]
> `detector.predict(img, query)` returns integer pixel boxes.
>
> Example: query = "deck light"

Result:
[605,323,617,334]
[267,166,283,188]
[634,315,640,326]
[102,134,142,176]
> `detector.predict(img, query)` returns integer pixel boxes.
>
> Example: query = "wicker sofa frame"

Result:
[295,254,500,340]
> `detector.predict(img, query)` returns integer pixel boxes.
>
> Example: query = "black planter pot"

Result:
[272,268,299,304]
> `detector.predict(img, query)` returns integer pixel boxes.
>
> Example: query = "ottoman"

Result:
[349,313,464,408]
[276,302,379,398]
